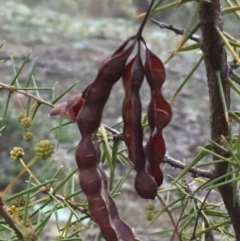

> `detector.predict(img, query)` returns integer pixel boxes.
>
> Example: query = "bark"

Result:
[199,2,240,240]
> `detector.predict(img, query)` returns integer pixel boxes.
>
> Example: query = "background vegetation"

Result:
[0,0,240,240]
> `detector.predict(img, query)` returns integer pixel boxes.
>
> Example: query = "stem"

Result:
[156,194,177,234]
[100,124,214,178]
[199,1,240,239]
[163,156,214,179]
[191,190,212,240]
[136,0,155,39]
[0,82,53,107]
[151,19,200,42]
[1,156,39,198]
[40,188,89,217]
[19,158,40,185]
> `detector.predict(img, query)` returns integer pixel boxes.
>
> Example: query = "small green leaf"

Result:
[52,81,79,104]
[99,126,113,172]
[216,71,229,123]
[23,176,32,225]
[10,51,31,86]
[149,229,174,237]
[173,144,212,185]
[53,168,78,193]
[5,179,56,202]
[229,111,240,124]
[216,27,240,65]
[227,78,240,95]
[177,43,200,52]
[169,55,204,103]
[110,168,132,196]
[35,204,57,234]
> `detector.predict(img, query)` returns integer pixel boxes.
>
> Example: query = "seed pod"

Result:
[145,47,172,187]
[76,141,118,241]
[122,51,157,199]
[100,168,135,241]
[75,38,136,241]
[77,40,135,137]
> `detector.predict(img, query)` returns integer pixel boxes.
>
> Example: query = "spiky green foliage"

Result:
[0,1,240,240]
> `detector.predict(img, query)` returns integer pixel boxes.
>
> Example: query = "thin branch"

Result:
[0,82,53,107]
[101,124,214,179]
[163,156,215,179]
[151,19,200,42]
[170,200,188,241]
[191,190,212,241]
[136,0,156,39]
[156,194,179,239]
[40,187,90,218]
[101,123,122,137]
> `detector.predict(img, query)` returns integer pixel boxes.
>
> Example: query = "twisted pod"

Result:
[122,44,157,199]
[75,39,135,241]
[49,1,173,239]
[144,47,172,186]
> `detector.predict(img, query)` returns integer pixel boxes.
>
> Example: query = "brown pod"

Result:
[88,197,118,241]
[122,52,157,199]
[77,41,135,137]
[75,39,136,241]
[76,38,138,239]
[134,171,158,200]
[145,47,172,187]
[99,169,135,241]
[76,142,119,241]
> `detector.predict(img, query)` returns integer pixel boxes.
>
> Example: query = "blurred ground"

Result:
[0,0,239,240]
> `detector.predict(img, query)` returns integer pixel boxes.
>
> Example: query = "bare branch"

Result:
[0,82,53,107]
[163,156,214,179]
[151,19,200,43]
[40,187,90,218]
[101,124,214,179]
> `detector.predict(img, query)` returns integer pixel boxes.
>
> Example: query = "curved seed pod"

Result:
[76,141,118,241]
[122,52,157,200]
[100,169,135,241]
[145,47,172,187]
[77,40,135,137]
[76,39,136,241]
[99,36,135,69]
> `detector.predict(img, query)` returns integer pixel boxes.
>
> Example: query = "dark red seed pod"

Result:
[75,39,136,241]
[122,50,157,199]
[145,47,172,187]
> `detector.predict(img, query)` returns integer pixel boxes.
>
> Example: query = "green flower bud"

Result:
[21,117,32,128]
[22,229,39,241]
[18,112,26,121]
[147,201,155,211]
[10,196,26,207]
[35,140,54,159]
[23,131,34,142]
[10,147,25,161]
[146,212,154,221]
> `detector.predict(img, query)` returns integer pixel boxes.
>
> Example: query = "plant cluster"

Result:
[0,0,240,240]
[50,1,172,239]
